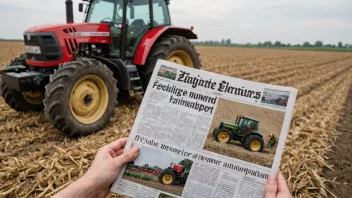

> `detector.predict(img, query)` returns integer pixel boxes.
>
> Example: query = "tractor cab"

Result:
[235,115,259,134]
[80,0,170,59]
[170,163,184,173]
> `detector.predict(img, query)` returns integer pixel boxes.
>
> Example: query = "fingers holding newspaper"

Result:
[53,138,140,198]
[264,171,292,198]
[121,145,193,196]
[85,138,140,187]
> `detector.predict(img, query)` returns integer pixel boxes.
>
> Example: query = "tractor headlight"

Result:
[25,46,41,54]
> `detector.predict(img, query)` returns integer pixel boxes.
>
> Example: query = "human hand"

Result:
[53,138,139,198]
[264,171,292,198]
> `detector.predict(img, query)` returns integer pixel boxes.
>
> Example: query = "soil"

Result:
[122,175,184,196]
[204,98,285,167]
[323,87,352,197]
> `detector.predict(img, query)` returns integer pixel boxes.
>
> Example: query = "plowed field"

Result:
[1,42,352,197]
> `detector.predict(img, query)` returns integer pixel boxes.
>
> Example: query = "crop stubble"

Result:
[0,43,351,197]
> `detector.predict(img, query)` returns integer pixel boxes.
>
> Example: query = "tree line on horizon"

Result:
[1,38,351,49]
[193,39,352,49]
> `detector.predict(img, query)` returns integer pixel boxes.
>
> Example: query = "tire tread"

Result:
[44,58,118,137]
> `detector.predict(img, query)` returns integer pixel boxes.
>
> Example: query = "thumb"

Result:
[264,176,277,198]
[114,146,140,168]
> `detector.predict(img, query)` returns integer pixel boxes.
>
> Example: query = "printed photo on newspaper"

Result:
[110,60,297,198]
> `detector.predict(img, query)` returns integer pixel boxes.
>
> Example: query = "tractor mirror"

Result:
[78,3,84,12]
[130,6,135,19]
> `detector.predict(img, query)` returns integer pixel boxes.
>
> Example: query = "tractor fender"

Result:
[241,132,263,143]
[133,26,198,65]
[86,55,130,91]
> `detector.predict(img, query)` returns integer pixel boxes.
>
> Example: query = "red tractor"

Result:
[159,163,189,185]
[0,0,201,137]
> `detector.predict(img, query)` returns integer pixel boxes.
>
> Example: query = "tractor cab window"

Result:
[86,0,124,57]
[237,117,243,125]
[247,120,253,127]
[153,0,171,27]
[127,0,150,25]
[86,0,123,23]
[241,119,254,133]
[125,0,151,57]
[253,121,258,130]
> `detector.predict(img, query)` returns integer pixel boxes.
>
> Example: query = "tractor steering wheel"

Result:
[147,21,160,27]
[100,16,126,28]
[114,15,123,24]
[100,17,113,23]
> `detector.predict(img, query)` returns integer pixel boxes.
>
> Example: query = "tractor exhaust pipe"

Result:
[65,0,74,23]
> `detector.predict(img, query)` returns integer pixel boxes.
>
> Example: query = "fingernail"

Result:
[268,176,276,185]
[131,145,139,153]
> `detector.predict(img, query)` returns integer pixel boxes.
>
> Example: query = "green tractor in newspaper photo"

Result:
[213,115,277,152]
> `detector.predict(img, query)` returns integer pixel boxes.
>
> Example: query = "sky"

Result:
[132,144,184,169]
[0,0,351,45]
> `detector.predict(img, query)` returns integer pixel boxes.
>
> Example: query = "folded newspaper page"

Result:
[111,60,297,198]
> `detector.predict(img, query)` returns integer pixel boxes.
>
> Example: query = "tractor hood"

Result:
[24,23,110,37]
[23,22,111,67]
[221,122,239,129]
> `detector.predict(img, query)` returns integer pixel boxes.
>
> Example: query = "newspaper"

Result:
[110,60,297,198]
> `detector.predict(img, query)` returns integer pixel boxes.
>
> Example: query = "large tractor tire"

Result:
[214,129,232,143]
[0,54,44,112]
[243,135,264,152]
[44,58,118,137]
[159,169,176,185]
[213,127,220,137]
[182,172,189,184]
[138,35,202,90]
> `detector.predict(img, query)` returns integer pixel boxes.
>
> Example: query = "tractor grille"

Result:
[24,32,62,61]
[24,35,40,46]
[62,27,77,34]
[64,38,78,55]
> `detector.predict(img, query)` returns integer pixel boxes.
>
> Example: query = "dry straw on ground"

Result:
[1,43,352,197]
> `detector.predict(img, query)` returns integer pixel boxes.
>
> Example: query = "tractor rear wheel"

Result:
[138,35,201,90]
[182,172,189,184]
[214,129,232,143]
[44,58,118,137]
[0,54,44,112]
[159,170,176,185]
[243,135,264,152]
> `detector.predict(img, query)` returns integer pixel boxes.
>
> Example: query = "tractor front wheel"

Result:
[213,127,219,137]
[44,58,118,137]
[214,129,232,143]
[138,35,202,90]
[0,54,44,112]
[159,170,176,185]
[243,135,264,152]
